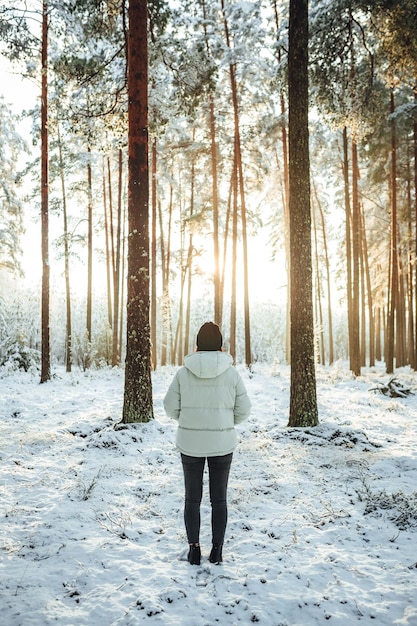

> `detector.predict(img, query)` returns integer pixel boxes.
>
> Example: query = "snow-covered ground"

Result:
[1,361,416,626]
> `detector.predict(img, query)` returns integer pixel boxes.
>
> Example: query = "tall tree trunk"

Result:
[312,200,324,364]
[201,0,221,325]
[350,137,361,376]
[282,98,291,365]
[85,146,93,369]
[119,198,126,363]
[406,149,415,368]
[107,153,116,363]
[221,176,233,322]
[314,183,334,364]
[360,240,366,367]
[112,148,122,366]
[40,0,50,383]
[229,157,238,359]
[151,138,157,369]
[184,233,193,357]
[287,0,318,427]
[159,198,167,367]
[375,307,381,361]
[386,89,398,375]
[358,204,365,367]
[174,198,187,365]
[395,243,406,367]
[57,120,72,373]
[360,204,375,367]
[221,0,251,366]
[342,128,354,372]
[122,0,153,423]
[108,156,116,283]
[413,86,417,369]
[385,236,392,363]
[209,94,221,326]
[159,185,173,367]
[273,0,290,364]
[274,144,291,363]
[175,143,195,364]
[103,159,112,334]
[238,146,252,367]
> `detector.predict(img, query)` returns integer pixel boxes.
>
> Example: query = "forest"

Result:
[0,0,417,386]
[2,3,417,623]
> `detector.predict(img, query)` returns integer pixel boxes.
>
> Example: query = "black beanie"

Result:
[196,322,223,351]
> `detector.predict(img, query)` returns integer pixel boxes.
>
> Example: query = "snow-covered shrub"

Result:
[362,489,417,530]
[0,341,40,372]
[72,331,97,371]
[0,282,41,373]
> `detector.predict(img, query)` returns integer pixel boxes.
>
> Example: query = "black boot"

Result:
[187,543,201,565]
[209,543,223,564]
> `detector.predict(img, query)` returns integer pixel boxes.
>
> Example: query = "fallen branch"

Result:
[368,377,414,398]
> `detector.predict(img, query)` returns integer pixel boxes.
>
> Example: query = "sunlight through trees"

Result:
[0,0,416,414]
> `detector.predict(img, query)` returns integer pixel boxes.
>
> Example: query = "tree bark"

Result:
[201,0,221,326]
[375,307,381,361]
[151,138,157,369]
[350,137,361,376]
[229,156,238,360]
[57,120,72,373]
[406,150,414,368]
[122,0,153,423]
[40,0,50,383]
[314,183,334,364]
[312,200,324,364]
[386,89,398,375]
[112,148,123,366]
[287,0,318,427]
[175,141,196,364]
[273,0,290,364]
[342,128,353,371]
[119,199,126,362]
[184,232,193,357]
[396,245,406,367]
[360,204,375,366]
[103,159,113,335]
[221,0,251,366]
[358,201,365,367]
[413,86,417,369]
[159,183,173,366]
[86,145,93,369]
[209,94,222,326]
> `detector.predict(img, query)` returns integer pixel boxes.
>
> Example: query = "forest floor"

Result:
[1,360,417,625]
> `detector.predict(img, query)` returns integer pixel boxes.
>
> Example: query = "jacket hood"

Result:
[184,351,233,379]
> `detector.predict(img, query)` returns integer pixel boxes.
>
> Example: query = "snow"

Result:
[1,362,416,626]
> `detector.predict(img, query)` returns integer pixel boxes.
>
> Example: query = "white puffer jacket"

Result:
[163,351,251,457]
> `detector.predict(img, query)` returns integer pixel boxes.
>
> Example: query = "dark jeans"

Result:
[181,453,233,546]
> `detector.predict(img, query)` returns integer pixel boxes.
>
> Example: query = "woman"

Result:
[163,321,251,565]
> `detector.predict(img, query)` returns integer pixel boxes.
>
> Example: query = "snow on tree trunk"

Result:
[40,0,51,384]
[122,0,153,423]
[287,0,318,427]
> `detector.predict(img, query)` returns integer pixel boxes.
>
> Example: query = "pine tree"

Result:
[287,0,318,428]
[40,0,51,383]
[122,0,153,423]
